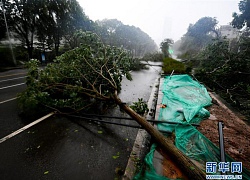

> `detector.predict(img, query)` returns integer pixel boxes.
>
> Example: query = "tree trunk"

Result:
[27,44,33,60]
[113,93,206,180]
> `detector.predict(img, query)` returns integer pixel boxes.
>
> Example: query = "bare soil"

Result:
[198,92,250,171]
[156,91,250,180]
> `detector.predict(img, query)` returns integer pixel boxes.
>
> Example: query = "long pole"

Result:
[218,121,226,162]
[0,0,16,66]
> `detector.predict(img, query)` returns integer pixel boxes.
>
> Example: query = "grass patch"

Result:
[162,57,186,74]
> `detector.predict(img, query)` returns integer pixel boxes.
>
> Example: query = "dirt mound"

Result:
[198,92,250,170]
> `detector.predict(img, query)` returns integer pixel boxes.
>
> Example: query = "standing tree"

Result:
[160,38,174,58]
[1,0,93,58]
[18,32,205,180]
[96,19,157,57]
[1,0,40,59]
[232,0,250,29]
[36,0,94,55]
[179,17,219,58]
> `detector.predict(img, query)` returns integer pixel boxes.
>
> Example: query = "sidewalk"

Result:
[152,77,187,179]
[123,76,187,179]
[122,78,160,180]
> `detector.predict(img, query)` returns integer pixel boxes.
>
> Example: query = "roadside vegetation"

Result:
[162,57,186,74]
[175,1,250,120]
[0,0,157,66]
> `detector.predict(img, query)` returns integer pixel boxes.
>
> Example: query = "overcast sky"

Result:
[78,0,240,45]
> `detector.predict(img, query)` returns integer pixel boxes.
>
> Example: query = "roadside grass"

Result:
[162,57,186,74]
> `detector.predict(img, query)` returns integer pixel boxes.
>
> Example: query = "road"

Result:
[0,69,27,138]
[0,64,161,180]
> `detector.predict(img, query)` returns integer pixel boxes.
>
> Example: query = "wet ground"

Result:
[0,63,161,180]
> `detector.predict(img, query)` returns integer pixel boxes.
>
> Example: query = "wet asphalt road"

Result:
[0,64,161,180]
[0,69,27,138]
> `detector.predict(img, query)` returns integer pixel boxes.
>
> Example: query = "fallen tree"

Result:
[18,31,206,179]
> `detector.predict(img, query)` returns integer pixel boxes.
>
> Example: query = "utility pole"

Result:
[0,0,16,66]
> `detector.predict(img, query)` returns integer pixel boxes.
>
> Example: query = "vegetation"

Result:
[231,0,250,28]
[162,57,186,74]
[140,52,164,62]
[178,17,219,58]
[18,32,133,114]
[0,0,93,59]
[0,46,12,66]
[130,98,149,115]
[160,38,174,58]
[96,19,157,57]
[194,35,250,118]
[175,1,250,119]
[0,2,157,65]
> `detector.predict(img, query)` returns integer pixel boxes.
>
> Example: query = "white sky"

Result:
[78,0,240,46]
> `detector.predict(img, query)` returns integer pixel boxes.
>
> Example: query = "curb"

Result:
[122,77,160,179]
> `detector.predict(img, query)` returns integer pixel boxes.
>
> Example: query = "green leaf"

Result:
[44,171,49,175]
[190,166,195,170]
[112,152,120,159]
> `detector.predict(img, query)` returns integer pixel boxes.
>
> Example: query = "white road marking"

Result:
[0,76,26,83]
[0,83,26,90]
[0,97,17,105]
[0,112,55,144]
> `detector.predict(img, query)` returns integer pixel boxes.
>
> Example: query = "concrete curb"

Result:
[122,77,160,180]
[152,77,165,175]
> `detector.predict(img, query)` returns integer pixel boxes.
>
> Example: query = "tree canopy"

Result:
[232,0,250,29]
[160,38,174,58]
[18,32,133,114]
[178,17,219,57]
[96,19,157,57]
[1,1,157,62]
[0,0,93,58]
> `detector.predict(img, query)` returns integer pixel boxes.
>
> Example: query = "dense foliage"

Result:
[140,52,164,62]
[0,2,157,64]
[174,2,250,118]
[130,98,149,115]
[160,38,174,58]
[0,0,93,59]
[232,0,250,28]
[194,36,250,117]
[162,57,186,74]
[178,17,219,58]
[96,19,157,57]
[182,2,250,118]
[18,32,133,115]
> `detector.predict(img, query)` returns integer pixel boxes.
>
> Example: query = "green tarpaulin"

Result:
[134,75,250,180]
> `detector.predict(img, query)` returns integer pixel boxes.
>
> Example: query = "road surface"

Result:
[0,64,161,180]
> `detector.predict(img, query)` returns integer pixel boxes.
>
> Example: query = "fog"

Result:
[79,0,239,45]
